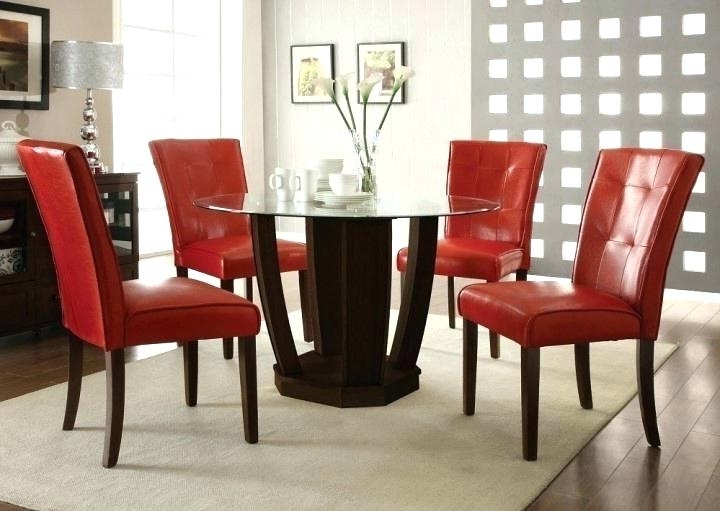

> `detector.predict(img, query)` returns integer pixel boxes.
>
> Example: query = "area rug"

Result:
[0,312,675,511]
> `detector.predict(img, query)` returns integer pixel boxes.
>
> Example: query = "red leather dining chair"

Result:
[17,140,262,468]
[149,139,310,359]
[397,140,546,358]
[458,148,705,460]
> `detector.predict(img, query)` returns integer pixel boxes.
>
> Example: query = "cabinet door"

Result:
[0,188,32,284]
[96,175,139,274]
[0,282,34,333]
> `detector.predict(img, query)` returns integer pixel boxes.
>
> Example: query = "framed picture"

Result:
[0,2,49,110]
[290,44,335,104]
[356,42,406,104]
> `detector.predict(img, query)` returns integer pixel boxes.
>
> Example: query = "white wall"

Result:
[262,0,471,234]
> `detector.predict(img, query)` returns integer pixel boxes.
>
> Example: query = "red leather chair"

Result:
[149,139,310,359]
[458,148,705,460]
[397,140,546,358]
[17,140,262,468]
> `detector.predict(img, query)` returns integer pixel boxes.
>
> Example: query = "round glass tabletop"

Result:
[194,192,498,219]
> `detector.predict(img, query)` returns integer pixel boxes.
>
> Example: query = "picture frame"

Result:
[0,1,49,110]
[356,42,406,104]
[290,43,335,104]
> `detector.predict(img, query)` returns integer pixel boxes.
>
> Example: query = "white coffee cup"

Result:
[294,168,318,202]
[268,167,299,201]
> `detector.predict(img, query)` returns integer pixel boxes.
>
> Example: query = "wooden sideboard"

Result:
[0,172,139,336]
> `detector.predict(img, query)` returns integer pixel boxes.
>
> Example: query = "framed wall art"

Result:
[290,43,335,104]
[0,1,49,110]
[356,41,406,104]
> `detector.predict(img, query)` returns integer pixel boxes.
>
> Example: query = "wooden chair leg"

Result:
[488,274,523,360]
[238,336,258,444]
[298,270,315,343]
[63,333,84,431]
[244,276,253,302]
[103,349,125,468]
[521,347,540,461]
[463,319,478,415]
[575,343,593,409]
[637,339,660,447]
[183,341,198,407]
[489,332,500,360]
[448,276,456,329]
[220,279,235,359]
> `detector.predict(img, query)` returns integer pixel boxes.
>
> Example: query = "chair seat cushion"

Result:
[458,281,641,348]
[179,235,307,279]
[121,278,261,347]
[397,238,523,281]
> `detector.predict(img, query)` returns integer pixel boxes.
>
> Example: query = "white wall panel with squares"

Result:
[472,0,718,292]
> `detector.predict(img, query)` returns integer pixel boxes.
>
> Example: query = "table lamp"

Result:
[51,41,123,173]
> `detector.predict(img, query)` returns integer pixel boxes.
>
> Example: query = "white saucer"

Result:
[315,191,373,206]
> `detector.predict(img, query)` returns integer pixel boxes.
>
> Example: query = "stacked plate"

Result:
[307,158,344,192]
[314,190,373,208]
[316,176,331,191]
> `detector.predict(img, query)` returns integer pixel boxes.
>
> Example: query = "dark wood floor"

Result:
[1,257,719,511]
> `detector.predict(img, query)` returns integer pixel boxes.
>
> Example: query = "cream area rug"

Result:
[0,312,674,511]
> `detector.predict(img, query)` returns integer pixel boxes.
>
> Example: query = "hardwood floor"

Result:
[1,256,719,510]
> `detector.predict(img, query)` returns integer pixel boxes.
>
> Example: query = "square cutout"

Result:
[531,238,544,258]
[599,18,620,39]
[682,53,705,75]
[561,56,582,77]
[524,22,544,42]
[639,131,663,148]
[682,93,705,115]
[599,55,621,77]
[524,58,544,78]
[561,94,582,115]
[639,93,662,115]
[682,13,705,35]
[639,54,662,76]
[489,94,508,114]
[561,20,581,40]
[489,24,508,43]
[489,59,508,78]
[524,94,544,114]
[599,93,621,115]
[639,16,662,37]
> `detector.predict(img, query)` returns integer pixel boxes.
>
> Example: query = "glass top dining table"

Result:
[195,192,498,408]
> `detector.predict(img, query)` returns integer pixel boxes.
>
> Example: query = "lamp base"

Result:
[80,89,107,174]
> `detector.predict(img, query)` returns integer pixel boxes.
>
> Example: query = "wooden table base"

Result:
[251,214,438,408]
[274,353,421,407]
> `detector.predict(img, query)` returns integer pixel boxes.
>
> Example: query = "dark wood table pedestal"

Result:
[251,214,438,407]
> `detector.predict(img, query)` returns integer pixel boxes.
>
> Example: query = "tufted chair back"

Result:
[572,148,705,339]
[149,139,251,263]
[445,140,546,270]
[17,140,125,350]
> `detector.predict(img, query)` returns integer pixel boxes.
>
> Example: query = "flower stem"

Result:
[343,91,357,132]
[377,88,399,132]
[330,94,352,129]
[362,101,370,166]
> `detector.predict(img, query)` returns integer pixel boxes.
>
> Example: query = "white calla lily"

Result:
[311,77,335,97]
[335,73,354,96]
[358,74,383,103]
[391,66,415,91]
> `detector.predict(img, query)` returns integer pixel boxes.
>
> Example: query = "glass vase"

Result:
[350,129,380,199]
